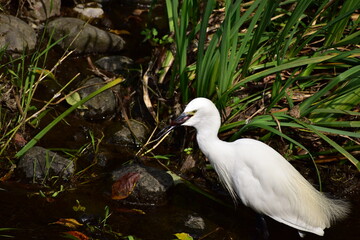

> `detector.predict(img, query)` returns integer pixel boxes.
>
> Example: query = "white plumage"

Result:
[171,97,349,237]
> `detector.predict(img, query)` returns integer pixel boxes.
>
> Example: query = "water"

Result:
[1,175,359,240]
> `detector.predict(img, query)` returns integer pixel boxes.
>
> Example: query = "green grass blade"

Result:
[276,0,312,62]
[324,0,360,46]
[300,65,360,116]
[310,108,360,116]
[15,77,124,158]
[229,54,337,95]
[165,0,175,32]
[280,115,360,170]
[241,0,278,76]
[306,123,360,170]
[311,125,360,138]
[196,0,216,76]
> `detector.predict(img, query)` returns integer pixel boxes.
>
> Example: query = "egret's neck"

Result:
[194,118,222,158]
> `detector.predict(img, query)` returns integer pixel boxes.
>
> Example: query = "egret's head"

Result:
[156,98,221,141]
[171,98,221,130]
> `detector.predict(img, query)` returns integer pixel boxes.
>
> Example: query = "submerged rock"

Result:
[95,55,140,84]
[46,17,125,53]
[106,119,149,147]
[18,146,74,182]
[112,164,173,206]
[95,56,134,74]
[78,76,120,120]
[184,214,206,230]
[0,14,37,52]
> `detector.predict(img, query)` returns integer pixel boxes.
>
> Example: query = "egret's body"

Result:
[171,97,349,237]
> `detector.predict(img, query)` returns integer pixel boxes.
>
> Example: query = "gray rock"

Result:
[46,17,125,53]
[78,76,119,120]
[95,56,134,74]
[107,119,148,146]
[0,14,37,52]
[73,2,104,20]
[18,146,74,182]
[112,164,173,206]
[184,214,206,230]
[24,0,61,22]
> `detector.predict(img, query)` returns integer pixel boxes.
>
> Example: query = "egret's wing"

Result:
[227,139,328,235]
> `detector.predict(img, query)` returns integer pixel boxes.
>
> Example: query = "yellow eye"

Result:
[187,110,197,116]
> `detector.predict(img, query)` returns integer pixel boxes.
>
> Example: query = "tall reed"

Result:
[165,0,360,169]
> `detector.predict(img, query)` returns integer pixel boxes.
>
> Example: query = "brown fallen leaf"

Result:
[180,154,196,173]
[50,218,83,229]
[132,8,149,16]
[109,29,131,35]
[315,155,346,163]
[63,231,89,240]
[111,172,141,200]
[13,132,27,147]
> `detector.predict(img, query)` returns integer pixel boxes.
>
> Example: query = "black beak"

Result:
[155,125,176,141]
[170,112,191,126]
[155,112,192,141]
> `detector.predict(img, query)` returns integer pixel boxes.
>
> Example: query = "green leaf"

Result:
[174,233,194,240]
[65,92,88,109]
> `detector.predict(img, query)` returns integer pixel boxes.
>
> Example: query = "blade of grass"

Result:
[15,77,124,158]
[241,0,279,76]
[299,121,360,170]
[324,0,360,46]
[222,111,360,138]
[275,0,312,63]
[195,0,216,92]
[300,65,360,116]
[229,54,338,95]
[310,108,360,116]
[291,3,359,56]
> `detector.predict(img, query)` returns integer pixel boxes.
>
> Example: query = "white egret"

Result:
[166,97,349,237]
